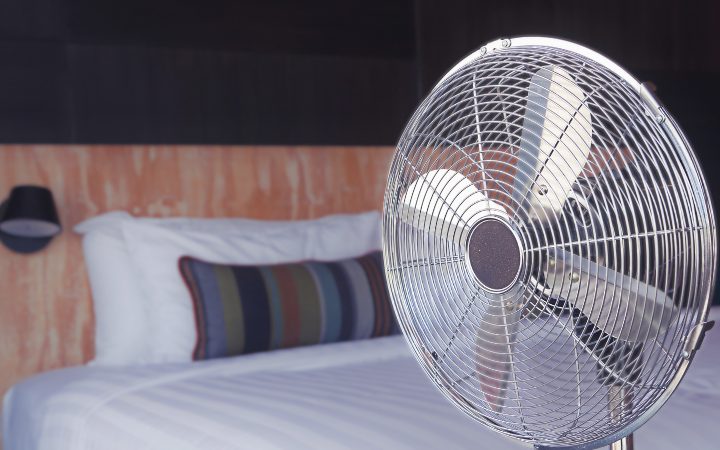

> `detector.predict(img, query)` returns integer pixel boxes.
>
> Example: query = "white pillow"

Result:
[81,228,150,365]
[122,212,382,363]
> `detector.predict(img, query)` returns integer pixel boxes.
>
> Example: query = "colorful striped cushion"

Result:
[179,251,398,360]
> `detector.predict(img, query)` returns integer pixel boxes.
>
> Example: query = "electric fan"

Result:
[382,37,716,450]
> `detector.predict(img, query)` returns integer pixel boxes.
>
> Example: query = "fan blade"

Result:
[399,169,507,246]
[543,248,674,342]
[513,66,592,223]
[475,300,520,413]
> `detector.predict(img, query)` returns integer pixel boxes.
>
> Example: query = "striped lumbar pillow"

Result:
[179,251,398,360]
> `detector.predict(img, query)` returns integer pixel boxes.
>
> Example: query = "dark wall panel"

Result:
[0,0,66,40]
[0,43,71,142]
[0,0,418,145]
[69,45,416,144]
[65,0,415,58]
[68,45,208,143]
[199,52,418,145]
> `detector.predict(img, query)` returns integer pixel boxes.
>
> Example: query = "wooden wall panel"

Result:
[0,145,394,400]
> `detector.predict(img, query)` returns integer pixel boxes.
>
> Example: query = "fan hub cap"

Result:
[466,217,523,293]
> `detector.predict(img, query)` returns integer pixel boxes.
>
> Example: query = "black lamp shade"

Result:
[0,186,61,238]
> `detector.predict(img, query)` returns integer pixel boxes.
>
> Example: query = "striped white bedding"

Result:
[4,309,720,450]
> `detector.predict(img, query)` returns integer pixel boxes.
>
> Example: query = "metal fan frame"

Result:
[383,36,717,450]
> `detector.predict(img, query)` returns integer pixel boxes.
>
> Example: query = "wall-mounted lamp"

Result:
[0,186,61,253]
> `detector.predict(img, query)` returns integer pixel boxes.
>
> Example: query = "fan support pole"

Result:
[608,385,634,450]
[609,435,633,450]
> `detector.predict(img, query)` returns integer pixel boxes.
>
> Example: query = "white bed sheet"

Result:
[4,308,720,450]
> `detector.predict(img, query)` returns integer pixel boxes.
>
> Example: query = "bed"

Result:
[4,208,719,450]
[4,306,720,450]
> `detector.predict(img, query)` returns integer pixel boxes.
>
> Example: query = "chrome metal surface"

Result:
[608,386,634,450]
[609,435,633,450]
[382,36,717,449]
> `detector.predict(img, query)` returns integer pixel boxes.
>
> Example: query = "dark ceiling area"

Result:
[0,0,717,151]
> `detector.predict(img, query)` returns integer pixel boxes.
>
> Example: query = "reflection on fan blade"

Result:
[475,300,520,413]
[399,169,507,246]
[514,66,592,223]
[543,248,674,342]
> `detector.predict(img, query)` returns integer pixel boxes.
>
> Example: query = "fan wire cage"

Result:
[383,37,716,449]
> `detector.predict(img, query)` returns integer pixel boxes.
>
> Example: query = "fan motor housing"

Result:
[466,217,523,293]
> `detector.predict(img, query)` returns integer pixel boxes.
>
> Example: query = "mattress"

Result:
[4,308,720,450]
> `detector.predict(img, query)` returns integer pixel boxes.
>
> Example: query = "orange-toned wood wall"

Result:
[0,145,394,400]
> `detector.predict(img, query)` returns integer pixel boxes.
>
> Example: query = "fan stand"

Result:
[609,436,633,450]
[608,385,634,450]
[603,339,642,450]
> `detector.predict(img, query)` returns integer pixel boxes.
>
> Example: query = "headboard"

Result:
[0,145,394,398]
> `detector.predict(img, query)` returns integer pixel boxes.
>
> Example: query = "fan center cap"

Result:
[466,218,523,293]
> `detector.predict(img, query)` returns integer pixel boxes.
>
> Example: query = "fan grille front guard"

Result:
[382,38,716,449]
